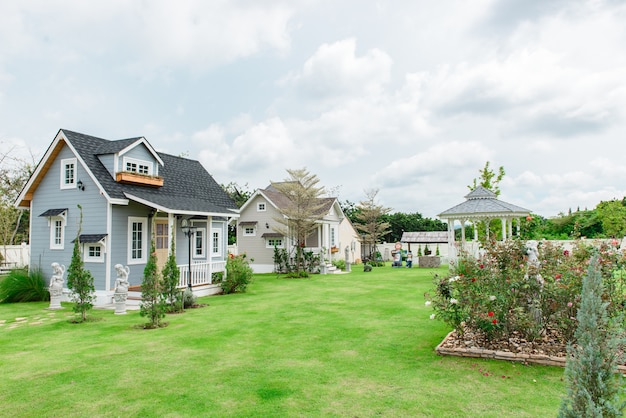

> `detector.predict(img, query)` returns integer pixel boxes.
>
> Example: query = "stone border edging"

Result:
[435,331,626,373]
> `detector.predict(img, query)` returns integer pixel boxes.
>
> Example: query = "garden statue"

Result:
[406,251,413,268]
[525,240,544,286]
[48,262,65,310]
[392,242,403,267]
[113,264,130,314]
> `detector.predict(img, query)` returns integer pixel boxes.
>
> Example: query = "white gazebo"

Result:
[438,186,531,262]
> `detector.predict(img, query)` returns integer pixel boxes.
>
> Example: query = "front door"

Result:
[155,219,169,272]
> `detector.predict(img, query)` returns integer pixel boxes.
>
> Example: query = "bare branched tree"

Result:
[271,168,326,273]
[354,189,391,262]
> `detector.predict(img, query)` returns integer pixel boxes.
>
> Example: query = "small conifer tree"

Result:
[558,255,626,417]
[66,205,95,322]
[161,235,181,313]
[140,240,166,328]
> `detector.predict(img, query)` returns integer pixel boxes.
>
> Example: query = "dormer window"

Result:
[60,158,77,189]
[123,157,153,176]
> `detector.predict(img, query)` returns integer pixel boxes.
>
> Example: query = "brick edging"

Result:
[435,331,626,372]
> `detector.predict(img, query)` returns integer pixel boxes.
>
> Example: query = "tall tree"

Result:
[468,161,506,241]
[0,146,34,246]
[222,182,253,244]
[468,161,506,197]
[595,199,626,238]
[66,205,95,322]
[271,168,326,275]
[354,189,391,262]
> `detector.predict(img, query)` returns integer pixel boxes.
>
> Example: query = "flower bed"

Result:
[426,239,626,364]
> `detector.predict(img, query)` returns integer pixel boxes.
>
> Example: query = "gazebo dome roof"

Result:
[438,186,531,219]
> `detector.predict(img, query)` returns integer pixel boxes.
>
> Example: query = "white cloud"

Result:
[283,38,392,102]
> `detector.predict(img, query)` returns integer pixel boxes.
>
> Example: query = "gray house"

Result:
[237,184,353,273]
[15,129,239,305]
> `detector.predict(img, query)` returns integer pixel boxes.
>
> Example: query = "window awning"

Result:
[239,221,258,226]
[72,234,107,244]
[261,233,283,238]
[39,208,68,217]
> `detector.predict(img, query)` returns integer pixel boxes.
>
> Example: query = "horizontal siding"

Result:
[30,145,108,289]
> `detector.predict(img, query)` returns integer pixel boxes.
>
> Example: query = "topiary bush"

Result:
[0,268,49,303]
[222,254,253,294]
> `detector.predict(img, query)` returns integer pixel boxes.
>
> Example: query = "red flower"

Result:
[555,273,562,280]
[479,264,484,269]
[526,215,533,221]
[488,311,494,317]
[229,253,235,259]
[563,250,570,256]
[492,319,498,324]
[471,278,476,282]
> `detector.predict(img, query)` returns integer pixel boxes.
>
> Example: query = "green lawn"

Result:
[0,265,566,417]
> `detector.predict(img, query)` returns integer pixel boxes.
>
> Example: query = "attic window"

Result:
[123,157,153,175]
[60,158,77,190]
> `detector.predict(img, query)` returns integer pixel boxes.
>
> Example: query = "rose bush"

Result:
[426,239,626,344]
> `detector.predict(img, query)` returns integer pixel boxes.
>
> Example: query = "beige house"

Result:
[237,184,359,273]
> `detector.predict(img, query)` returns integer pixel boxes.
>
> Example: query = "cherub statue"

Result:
[49,262,65,297]
[114,264,130,294]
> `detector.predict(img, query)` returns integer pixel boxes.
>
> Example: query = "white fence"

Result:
[0,244,30,269]
[177,260,226,288]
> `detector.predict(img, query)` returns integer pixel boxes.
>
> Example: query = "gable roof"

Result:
[16,129,238,217]
[438,186,531,219]
[400,231,448,243]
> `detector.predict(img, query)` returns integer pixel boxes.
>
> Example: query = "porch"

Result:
[126,260,226,304]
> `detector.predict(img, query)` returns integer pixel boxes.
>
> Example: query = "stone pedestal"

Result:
[48,294,63,310]
[113,293,127,315]
[418,256,441,268]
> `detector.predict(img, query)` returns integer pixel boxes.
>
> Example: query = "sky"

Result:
[2,0,626,219]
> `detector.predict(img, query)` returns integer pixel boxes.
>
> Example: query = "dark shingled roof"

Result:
[438,186,531,218]
[62,130,238,215]
[72,234,107,243]
[39,208,68,217]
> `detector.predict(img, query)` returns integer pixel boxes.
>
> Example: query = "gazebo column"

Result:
[516,218,521,236]
[473,220,478,241]
[501,218,507,241]
[508,218,513,238]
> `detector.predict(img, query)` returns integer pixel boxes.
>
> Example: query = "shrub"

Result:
[332,259,346,270]
[183,287,196,308]
[161,236,181,313]
[140,241,166,328]
[559,255,626,417]
[427,239,626,343]
[67,206,96,322]
[222,254,253,294]
[0,268,49,303]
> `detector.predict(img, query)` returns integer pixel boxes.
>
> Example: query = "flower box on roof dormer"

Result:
[116,171,164,187]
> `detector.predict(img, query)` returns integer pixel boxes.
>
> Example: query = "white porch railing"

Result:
[177,260,226,288]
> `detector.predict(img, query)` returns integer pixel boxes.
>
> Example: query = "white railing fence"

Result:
[177,260,226,288]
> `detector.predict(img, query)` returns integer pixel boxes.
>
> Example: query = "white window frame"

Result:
[127,217,148,264]
[266,237,284,248]
[193,227,206,258]
[243,226,256,236]
[84,243,105,263]
[211,228,222,256]
[330,227,336,247]
[122,156,153,176]
[257,202,266,212]
[60,158,77,190]
[49,217,66,250]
